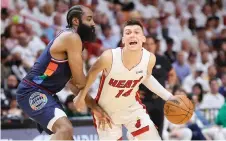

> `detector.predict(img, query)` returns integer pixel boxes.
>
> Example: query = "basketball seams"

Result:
[178,96,192,110]
[164,114,188,116]
[164,96,194,124]
[175,110,189,124]
[164,103,189,112]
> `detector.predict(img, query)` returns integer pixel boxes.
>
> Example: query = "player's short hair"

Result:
[66,5,84,28]
[123,19,144,31]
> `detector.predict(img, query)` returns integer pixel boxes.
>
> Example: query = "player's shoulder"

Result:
[58,30,82,43]
[142,48,156,62]
[100,49,113,60]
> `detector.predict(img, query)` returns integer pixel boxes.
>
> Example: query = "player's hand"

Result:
[92,105,112,130]
[73,95,86,112]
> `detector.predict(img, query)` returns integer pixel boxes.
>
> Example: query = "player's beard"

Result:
[77,22,96,42]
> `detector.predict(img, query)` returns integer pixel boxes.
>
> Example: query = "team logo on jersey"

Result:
[29,92,48,111]
[155,65,161,69]
[135,117,141,128]
[136,70,143,74]
[33,61,58,84]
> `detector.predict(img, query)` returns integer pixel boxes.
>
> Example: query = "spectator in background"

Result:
[191,83,204,108]
[181,39,192,60]
[188,17,197,34]
[43,12,64,42]
[4,25,19,51]
[215,40,226,74]
[164,37,177,63]
[169,17,192,41]
[197,46,213,75]
[187,51,198,73]
[99,24,120,49]
[205,17,217,40]
[183,64,209,93]
[40,2,54,26]
[147,18,159,36]
[1,8,10,34]
[24,24,46,57]
[4,75,18,99]
[7,98,22,118]
[204,65,221,84]
[20,0,43,36]
[200,78,225,122]
[9,53,27,81]
[11,32,35,68]
[173,51,191,82]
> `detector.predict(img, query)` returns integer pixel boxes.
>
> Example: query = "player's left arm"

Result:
[142,53,173,101]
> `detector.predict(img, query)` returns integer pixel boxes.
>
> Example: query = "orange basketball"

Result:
[164,95,194,124]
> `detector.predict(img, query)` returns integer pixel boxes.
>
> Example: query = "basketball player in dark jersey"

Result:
[16,5,111,140]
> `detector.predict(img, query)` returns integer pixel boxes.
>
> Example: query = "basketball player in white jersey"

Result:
[74,19,175,140]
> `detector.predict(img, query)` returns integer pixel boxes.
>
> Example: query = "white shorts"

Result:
[93,101,161,140]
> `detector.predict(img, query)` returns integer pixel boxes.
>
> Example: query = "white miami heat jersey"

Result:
[95,47,151,113]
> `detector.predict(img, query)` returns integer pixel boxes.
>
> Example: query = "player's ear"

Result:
[142,35,146,43]
[72,17,79,26]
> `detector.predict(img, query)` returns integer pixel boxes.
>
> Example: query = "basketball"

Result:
[164,95,194,124]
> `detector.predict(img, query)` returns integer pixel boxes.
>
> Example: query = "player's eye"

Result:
[125,31,130,35]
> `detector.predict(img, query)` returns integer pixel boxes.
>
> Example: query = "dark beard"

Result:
[77,23,96,42]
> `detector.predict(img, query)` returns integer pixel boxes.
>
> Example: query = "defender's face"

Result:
[81,7,95,27]
[122,25,146,51]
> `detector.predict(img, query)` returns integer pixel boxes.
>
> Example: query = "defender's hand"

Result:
[73,96,86,112]
[92,105,112,130]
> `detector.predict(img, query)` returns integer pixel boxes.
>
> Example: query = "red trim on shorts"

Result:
[135,91,147,113]
[23,79,54,94]
[135,91,159,129]
[92,112,97,128]
[95,73,106,103]
[118,137,123,140]
[131,125,149,137]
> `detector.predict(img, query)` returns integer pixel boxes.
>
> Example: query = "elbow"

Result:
[71,79,87,90]
[76,83,86,90]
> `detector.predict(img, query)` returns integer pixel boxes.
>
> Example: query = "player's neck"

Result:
[122,47,143,62]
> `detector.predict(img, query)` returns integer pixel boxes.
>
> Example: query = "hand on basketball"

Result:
[92,105,112,130]
[73,95,86,112]
[164,95,194,124]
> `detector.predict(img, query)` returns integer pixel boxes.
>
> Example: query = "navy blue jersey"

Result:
[23,28,75,93]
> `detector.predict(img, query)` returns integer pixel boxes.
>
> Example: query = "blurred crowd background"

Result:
[1,0,226,140]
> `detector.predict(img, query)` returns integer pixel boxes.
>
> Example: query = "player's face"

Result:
[122,25,146,51]
[77,7,96,42]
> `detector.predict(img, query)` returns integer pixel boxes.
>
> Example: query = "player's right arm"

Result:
[62,33,86,90]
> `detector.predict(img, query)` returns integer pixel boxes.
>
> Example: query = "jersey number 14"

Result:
[115,89,133,98]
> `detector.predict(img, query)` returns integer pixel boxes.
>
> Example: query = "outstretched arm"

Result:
[142,53,173,101]
[142,75,172,101]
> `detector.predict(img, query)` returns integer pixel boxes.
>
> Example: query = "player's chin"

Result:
[128,45,141,51]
